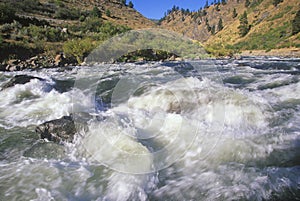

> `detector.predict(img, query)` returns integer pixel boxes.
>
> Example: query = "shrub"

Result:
[0,3,16,24]
[0,34,3,46]
[91,6,102,18]
[292,10,300,35]
[55,8,80,20]
[25,25,63,42]
[63,38,96,63]
[79,17,103,32]
[97,22,131,40]
[273,0,283,7]
[106,9,111,17]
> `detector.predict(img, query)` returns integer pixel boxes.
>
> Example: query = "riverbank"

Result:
[1,47,299,72]
[239,48,300,58]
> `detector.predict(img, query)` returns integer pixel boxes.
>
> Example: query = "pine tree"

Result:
[292,10,300,35]
[211,25,216,35]
[206,18,211,32]
[232,8,238,18]
[91,6,101,18]
[205,0,209,8]
[120,0,126,6]
[218,18,223,31]
[238,11,250,36]
[106,9,111,17]
[245,0,250,7]
[272,0,283,7]
[221,0,227,5]
[128,1,134,8]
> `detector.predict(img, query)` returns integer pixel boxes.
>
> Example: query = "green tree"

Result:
[63,38,95,64]
[0,34,3,47]
[106,9,111,17]
[221,0,227,5]
[128,1,134,8]
[218,18,223,31]
[245,0,250,7]
[91,6,102,18]
[272,0,283,7]
[205,18,211,32]
[205,0,209,8]
[232,8,238,18]
[0,3,16,24]
[238,11,250,37]
[120,0,126,6]
[211,25,216,35]
[292,10,300,35]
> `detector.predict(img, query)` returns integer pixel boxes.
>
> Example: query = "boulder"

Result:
[1,75,44,90]
[35,113,99,143]
[36,116,76,143]
[54,53,66,67]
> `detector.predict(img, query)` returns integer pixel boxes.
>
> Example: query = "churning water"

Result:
[0,57,300,201]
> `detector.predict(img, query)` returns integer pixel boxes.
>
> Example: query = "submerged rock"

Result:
[23,141,66,159]
[1,75,44,90]
[36,116,76,143]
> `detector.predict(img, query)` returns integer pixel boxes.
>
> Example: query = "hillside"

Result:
[0,0,156,67]
[160,0,300,56]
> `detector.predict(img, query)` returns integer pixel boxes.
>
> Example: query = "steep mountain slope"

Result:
[160,0,300,56]
[0,0,156,64]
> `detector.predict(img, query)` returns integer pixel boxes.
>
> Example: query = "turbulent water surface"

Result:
[0,57,300,201]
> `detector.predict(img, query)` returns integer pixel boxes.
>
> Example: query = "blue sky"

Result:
[130,0,209,19]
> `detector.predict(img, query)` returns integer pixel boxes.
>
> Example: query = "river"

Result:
[0,57,299,200]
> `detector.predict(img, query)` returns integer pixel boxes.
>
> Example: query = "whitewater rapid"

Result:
[0,58,299,200]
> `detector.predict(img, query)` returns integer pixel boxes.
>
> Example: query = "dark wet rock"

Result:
[1,75,44,90]
[35,113,100,143]
[52,78,75,93]
[36,116,76,143]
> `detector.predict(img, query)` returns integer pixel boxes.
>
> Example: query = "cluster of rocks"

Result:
[0,54,77,72]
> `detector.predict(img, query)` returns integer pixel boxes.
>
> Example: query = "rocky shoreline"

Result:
[0,54,77,72]
[1,48,299,72]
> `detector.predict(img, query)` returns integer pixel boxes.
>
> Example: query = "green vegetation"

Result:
[0,0,132,64]
[245,0,251,8]
[63,38,96,63]
[0,3,16,24]
[128,1,134,8]
[292,10,300,35]
[238,11,250,37]
[218,18,223,31]
[106,9,111,17]
[232,8,238,18]
[0,34,3,46]
[234,23,291,50]
[119,0,126,6]
[205,43,237,57]
[273,0,284,7]
[91,7,102,18]
[55,7,80,20]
